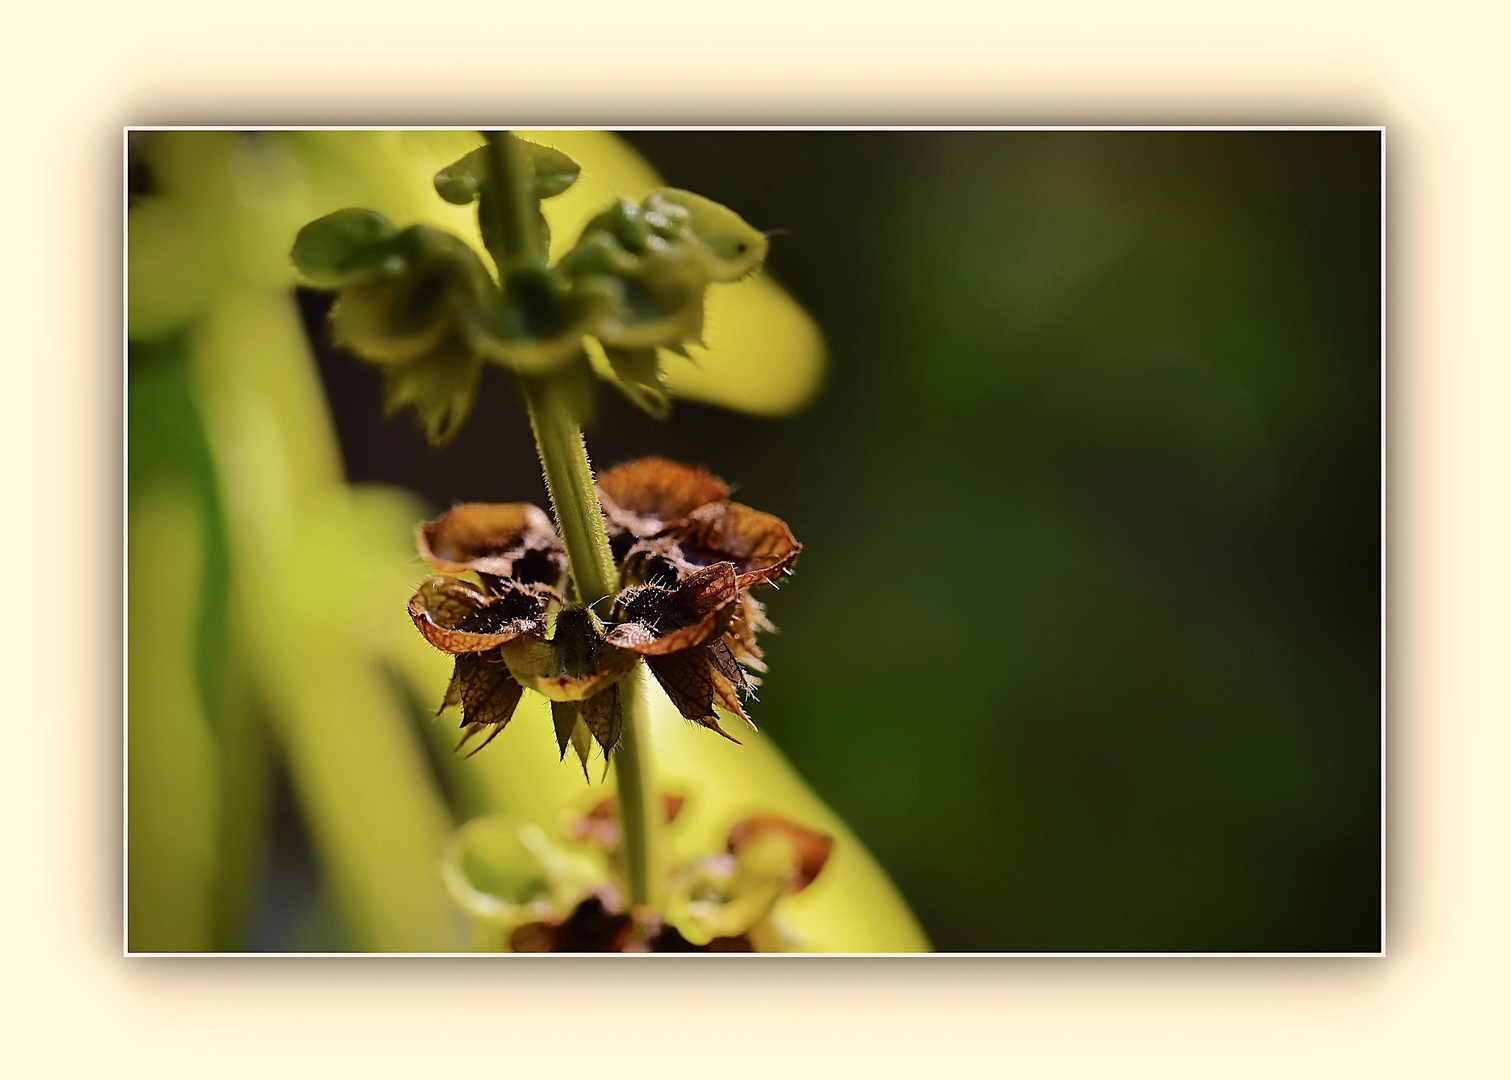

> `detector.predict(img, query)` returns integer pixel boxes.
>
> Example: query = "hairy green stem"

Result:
[519,377,619,612]
[520,375,660,907]
[486,129,660,909]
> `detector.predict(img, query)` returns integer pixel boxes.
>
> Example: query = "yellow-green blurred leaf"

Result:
[128,483,218,951]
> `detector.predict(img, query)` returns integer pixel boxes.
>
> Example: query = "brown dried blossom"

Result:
[595,456,729,552]
[407,576,553,757]
[406,457,800,772]
[417,501,566,588]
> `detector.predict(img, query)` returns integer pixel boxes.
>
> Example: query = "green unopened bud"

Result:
[587,250,708,351]
[556,228,642,279]
[301,222,495,447]
[555,188,766,362]
[558,221,709,352]
[579,199,657,253]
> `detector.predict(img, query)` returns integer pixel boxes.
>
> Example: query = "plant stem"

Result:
[521,378,660,907]
[519,376,618,612]
[482,130,541,267]
[485,130,660,909]
[613,666,659,907]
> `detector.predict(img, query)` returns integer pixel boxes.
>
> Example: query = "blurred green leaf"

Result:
[128,480,218,951]
[129,341,265,952]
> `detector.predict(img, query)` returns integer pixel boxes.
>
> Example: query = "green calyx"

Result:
[465,264,607,375]
[293,213,496,445]
[289,136,771,444]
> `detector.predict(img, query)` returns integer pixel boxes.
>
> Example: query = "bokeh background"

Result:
[130,130,1380,952]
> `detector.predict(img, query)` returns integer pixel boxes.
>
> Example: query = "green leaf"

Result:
[432,149,486,206]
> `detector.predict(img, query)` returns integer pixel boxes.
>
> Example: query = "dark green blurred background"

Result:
[304,132,1381,952]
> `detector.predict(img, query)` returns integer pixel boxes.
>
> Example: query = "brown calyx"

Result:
[418,502,566,586]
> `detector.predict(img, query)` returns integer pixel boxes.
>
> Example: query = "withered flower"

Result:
[600,457,800,679]
[417,501,566,588]
[405,458,801,772]
[607,563,751,741]
[407,575,552,758]
[503,606,638,771]
[594,457,803,589]
[595,455,730,556]
[408,574,638,770]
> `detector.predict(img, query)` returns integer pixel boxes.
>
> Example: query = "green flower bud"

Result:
[300,220,495,447]
[554,189,767,364]
[587,249,708,351]
[576,198,658,253]
[558,219,710,352]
